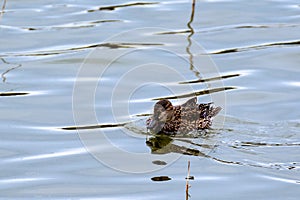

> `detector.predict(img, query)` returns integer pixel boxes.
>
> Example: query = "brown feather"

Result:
[147,97,222,135]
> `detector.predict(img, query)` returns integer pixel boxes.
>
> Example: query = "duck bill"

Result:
[147,119,163,133]
[147,119,158,130]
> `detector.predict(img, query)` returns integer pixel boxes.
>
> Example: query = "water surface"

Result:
[0,0,299,199]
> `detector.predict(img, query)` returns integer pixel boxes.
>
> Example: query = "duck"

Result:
[146,97,221,135]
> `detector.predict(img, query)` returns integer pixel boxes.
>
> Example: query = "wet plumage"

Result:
[146,97,221,135]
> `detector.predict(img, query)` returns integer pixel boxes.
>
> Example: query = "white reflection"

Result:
[286,81,300,87]
[262,175,300,184]
[7,148,86,163]
[0,177,49,184]
[23,148,86,161]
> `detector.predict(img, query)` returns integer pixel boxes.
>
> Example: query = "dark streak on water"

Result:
[152,160,167,165]
[88,2,159,12]
[179,74,240,84]
[210,40,300,55]
[151,176,171,182]
[238,141,300,147]
[23,20,121,31]
[0,92,29,96]
[1,42,163,57]
[61,122,127,130]
[158,23,300,35]
[153,86,236,100]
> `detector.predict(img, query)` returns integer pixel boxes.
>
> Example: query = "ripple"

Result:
[209,40,300,55]
[151,176,171,182]
[262,175,300,184]
[152,86,236,100]
[61,122,127,130]
[0,92,29,96]
[179,73,240,84]
[19,20,121,31]
[140,116,300,172]
[0,42,163,57]
[7,148,86,163]
[0,90,46,97]
[87,2,159,12]
[236,141,300,147]
[0,177,51,184]
[286,81,300,87]
[157,23,300,35]
[152,160,167,165]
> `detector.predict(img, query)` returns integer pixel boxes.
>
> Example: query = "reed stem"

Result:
[0,0,7,21]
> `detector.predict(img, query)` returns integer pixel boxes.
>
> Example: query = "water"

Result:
[1,0,300,199]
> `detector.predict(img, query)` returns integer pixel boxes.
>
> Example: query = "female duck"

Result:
[146,97,221,135]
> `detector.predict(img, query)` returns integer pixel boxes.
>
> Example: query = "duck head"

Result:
[147,99,174,133]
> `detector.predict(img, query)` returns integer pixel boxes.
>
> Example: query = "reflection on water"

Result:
[186,0,199,78]
[61,122,127,130]
[210,39,300,55]
[146,135,209,156]
[0,42,163,57]
[146,128,300,172]
[152,160,167,165]
[0,58,21,83]
[152,86,235,100]
[21,20,121,31]
[88,2,158,12]
[0,91,29,96]
[1,0,300,199]
[0,0,6,21]
[151,176,171,182]
[180,73,240,84]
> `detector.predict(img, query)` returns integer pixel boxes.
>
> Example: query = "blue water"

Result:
[0,0,299,199]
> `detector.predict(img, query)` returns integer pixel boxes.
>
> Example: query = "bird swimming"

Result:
[146,97,221,135]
